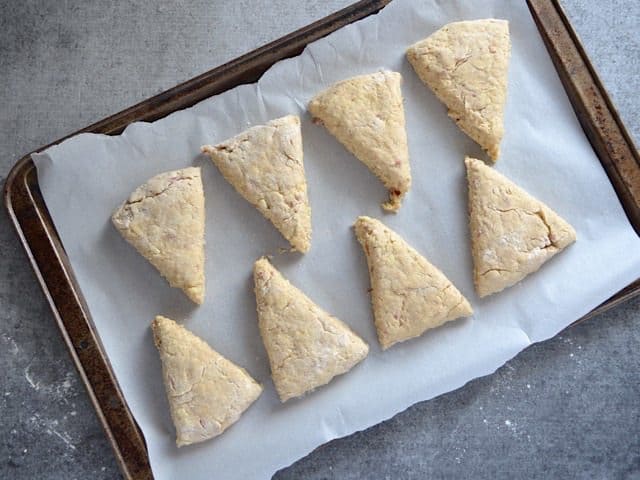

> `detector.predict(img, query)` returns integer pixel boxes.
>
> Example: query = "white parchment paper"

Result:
[33,0,640,478]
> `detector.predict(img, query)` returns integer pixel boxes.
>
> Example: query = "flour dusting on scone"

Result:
[308,71,411,212]
[466,157,576,297]
[152,316,262,447]
[354,216,472,350]
[201,115,312,252]
[111,167,206,304]
[253,257,369,402]
[407,20,510,161]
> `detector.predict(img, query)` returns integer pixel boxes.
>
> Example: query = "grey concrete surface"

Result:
[1,1,638,478]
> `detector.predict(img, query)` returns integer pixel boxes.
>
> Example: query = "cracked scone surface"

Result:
[407,19,510,161]
[466,157,576,297]
[152,316,262,447]
[111,167,205,304]
[253,258,369,402]
[201,115,311,252]
[354,216,472,350]
[308,70,411,212]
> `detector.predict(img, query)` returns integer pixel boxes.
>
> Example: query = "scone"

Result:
[407,20,510,161]
[253,257,369,401]
[466,157,576,297]
[308,71,411,212]
[152,316,262,447]
[112,167,205,304]
[354,216,472,349]
[201,115,312,252]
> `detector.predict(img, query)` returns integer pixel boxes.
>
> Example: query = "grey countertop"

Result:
[1,1,638,478]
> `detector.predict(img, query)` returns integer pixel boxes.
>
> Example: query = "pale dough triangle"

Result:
[201,115,312,252]
[407,19,510,161]
[112,167,205,304]
[253,257,369,402]
[466,157,576,297]
[152,316,262,447]
[308,70,411,212]
[354,216,472,350]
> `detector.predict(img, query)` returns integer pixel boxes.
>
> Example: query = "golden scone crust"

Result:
[202,115,312,252]
[112,167,206,304]
[253,258,369,402]
[152,316,262,447]
[354,216,472,349]
[309,71,411,212]
[407,19,510,161]
[466,157,576,297]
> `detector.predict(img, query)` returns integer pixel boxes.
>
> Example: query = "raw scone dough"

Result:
[152,316,262,447]
[253,257,369,402]
[201,115,312,252]
[466,157,576,297]
[112,167,205,304]
[308,71,411,212]
[354,216,472,350]
[407,19,510,161]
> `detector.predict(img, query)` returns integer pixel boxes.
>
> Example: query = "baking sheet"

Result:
[32,0,640,478]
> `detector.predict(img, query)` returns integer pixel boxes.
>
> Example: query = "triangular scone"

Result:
[407,19,510,161]
[112,167,205,304]
[152,316,262,447]
[308,71,411,212]
[253,258,369,402]
[466,157,576,297]
[201,115,311,252]
[354,216,472,350]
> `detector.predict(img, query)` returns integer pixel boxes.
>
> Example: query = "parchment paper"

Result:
[32,0,640,478]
